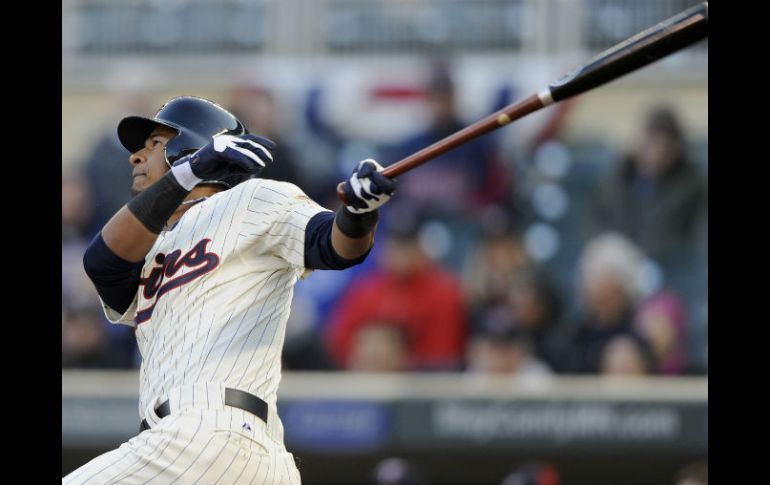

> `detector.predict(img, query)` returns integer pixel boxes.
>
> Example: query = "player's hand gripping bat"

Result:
[337,2,708,205]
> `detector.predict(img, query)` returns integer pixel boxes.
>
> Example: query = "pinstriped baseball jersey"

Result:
[100,178,328,439]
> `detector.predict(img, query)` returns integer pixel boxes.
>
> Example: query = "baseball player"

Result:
[64,96,395,484]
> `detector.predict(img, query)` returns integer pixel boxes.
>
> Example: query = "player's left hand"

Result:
[341,159,396,214]
[207,134,275,174]
[171,134,276,190]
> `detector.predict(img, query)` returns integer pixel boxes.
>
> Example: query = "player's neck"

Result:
[166,186,222,228]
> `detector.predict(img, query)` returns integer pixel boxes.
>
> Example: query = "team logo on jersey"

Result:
[135,239,220,324]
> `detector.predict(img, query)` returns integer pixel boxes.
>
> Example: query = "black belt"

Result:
[140,388,268,432]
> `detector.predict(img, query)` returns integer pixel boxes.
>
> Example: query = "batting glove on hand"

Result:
[170,134,276,191]
[342,159,396,214]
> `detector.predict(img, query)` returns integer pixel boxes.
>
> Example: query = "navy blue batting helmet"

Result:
[118,96,252,189]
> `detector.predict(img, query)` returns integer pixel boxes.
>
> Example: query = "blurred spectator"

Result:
[349,322,410,372]
[62,171,136,368]
[463,207,565,372]
[62,171,94,241]
[62,172,100,310]
[585,106,708,372]
[675,461,708,485]
[588,106,707,263]
[326,206,468,370]
[506,269,564,369]
[62,306,120,368]
[371,457,426,485]
[599,334,656,376]
[634,290,688,375]
[557,233,645,373]
[302,83,366,207]
[466,307,552,379]
[82,93,152,236]
[281,320,337,371]
[500,462,560,485]
[462,205,530,310]
[226,84,319,199]
[387,63,508,215]
[382,63,510,271]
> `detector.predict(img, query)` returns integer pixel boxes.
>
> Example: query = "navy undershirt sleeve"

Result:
[304,211,370,270]
[82,232,144,314]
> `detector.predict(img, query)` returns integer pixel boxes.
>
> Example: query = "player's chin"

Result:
[131,180,147,197]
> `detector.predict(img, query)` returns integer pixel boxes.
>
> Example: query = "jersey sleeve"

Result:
[99,293,138,327]
[241,179,330,268]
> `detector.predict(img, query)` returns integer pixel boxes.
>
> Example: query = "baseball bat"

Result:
[337,2,708,205]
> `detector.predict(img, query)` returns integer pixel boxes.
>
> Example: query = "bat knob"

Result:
[336,182,350,206]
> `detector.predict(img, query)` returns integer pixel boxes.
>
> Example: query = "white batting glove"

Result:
[171,134,276,191]
[342,159,396,214]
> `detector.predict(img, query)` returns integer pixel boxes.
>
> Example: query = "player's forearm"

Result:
[331,206,378,259]
[331,222,374,259]
[103,170,191,262]
[102,207,163,262]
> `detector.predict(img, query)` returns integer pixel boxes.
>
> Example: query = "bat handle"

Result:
[336,182,350,206]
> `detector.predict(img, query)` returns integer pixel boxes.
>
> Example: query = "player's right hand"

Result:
[171,134,276,190]
[342,159,396,214]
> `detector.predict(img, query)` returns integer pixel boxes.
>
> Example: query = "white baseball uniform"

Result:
[64,178,329,485]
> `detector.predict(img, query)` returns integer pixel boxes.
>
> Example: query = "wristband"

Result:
[126,172,190,234]
[334,205,379,238]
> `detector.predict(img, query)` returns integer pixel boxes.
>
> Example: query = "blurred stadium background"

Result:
[62,0,707,483]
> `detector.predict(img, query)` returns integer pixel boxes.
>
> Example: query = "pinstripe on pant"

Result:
[62,408,300,484]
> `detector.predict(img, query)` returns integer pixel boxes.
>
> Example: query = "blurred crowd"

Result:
[62,65,707,377]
